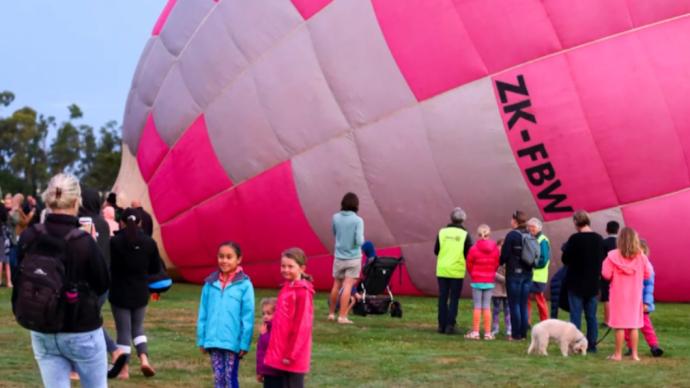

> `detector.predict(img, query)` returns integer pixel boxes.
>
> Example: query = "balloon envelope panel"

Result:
[116,0,690,301]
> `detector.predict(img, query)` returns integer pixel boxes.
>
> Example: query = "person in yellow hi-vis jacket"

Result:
[434,207,472,335]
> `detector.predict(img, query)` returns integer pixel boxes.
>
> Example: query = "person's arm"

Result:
[561,237,572,265]
[643,255,653,280]
[196,285,209,348]
[147,241,162,276]
[87,238,110,296]
[239,283,255,353]
[601,257,613,281]
[643,273,655,313]
[537,240,551,269]
[463,233,472,257]
[355,217,364,248]
[500,232,512,265]
[285,289,311,364]
[466,248,474,275]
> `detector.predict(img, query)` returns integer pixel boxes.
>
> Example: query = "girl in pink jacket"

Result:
[465,224,500,340]
[265,248,314,388]
[601,227,653,361]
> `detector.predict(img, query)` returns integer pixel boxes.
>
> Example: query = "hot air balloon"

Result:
[114,0,690,302]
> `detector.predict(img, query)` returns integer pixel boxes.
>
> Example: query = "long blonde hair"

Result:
[617,227,641,259]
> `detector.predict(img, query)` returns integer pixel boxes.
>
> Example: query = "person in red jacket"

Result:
[465,224,500,340]
[265,247,314,388]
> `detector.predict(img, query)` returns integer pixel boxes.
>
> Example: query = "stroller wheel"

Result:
[390,301,403,318]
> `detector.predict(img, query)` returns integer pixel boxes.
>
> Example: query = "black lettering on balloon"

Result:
[495,74,573,214]
[503,99,536,129]
[525,162,555,186]
[537,180,574,213]
[495,75,529,103]
[517,143,548,161]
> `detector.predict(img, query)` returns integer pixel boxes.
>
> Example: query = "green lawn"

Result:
[0,284,688,387]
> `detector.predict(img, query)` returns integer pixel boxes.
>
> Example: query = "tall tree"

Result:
[81,120,122,191]
[78,124,97,178]
[0,106,51,194]
[48,113,81,176]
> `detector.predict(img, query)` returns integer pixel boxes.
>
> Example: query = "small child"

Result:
[265,248,315,388]
[601,227,653,361]
[197,242,255,387]
[465,225,500,340]
[491,239,511,338]
[256,298,283,387]
[625,240,663,357]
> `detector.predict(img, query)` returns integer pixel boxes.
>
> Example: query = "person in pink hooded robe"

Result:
[601,227,653,361]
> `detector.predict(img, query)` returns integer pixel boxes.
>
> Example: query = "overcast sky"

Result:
[0,1,166,131]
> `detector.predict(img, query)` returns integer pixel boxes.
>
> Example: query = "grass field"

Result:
[0,284,688,387]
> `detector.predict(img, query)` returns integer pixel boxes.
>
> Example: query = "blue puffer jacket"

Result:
[197,270,255,352]
[643,272,655,313]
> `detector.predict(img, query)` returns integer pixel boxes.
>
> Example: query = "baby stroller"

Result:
[352,256,403,318]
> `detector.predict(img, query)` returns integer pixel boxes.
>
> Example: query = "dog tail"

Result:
[527,339,534,354]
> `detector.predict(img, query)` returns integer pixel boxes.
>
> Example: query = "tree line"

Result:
[0,90,121,196]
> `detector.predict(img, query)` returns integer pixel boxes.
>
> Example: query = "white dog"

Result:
[527,319,588,357]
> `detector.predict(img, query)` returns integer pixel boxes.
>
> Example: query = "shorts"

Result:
[332,258,361,280]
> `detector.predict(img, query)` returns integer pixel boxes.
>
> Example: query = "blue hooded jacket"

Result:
[197,270,255,352]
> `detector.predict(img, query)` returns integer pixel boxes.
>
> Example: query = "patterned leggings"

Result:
[491,297,511,334]
[208,349,239,388]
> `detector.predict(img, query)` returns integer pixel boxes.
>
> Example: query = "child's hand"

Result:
[238,350,247,359]
[644,305,649,313]
[256,375,264,383]
[199,347,207,354]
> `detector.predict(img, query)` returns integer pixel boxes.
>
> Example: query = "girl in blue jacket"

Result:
[197,242,255,387]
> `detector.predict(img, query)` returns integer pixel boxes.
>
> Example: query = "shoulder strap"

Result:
[63,228,88,286]
[34,223,47,235]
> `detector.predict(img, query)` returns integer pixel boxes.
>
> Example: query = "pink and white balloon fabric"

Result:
[117,0,690,301]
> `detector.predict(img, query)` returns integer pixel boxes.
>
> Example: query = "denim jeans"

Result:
[437,277,463,330]
[506,273,532,339]
[31,328,107,388]
[568,292,598,351]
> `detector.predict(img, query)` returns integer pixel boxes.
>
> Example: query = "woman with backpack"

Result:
[13,173,110,388]
[108,207,161,379]
[499,210,533,341]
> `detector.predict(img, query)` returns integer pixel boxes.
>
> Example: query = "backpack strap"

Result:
[62,228,87,286]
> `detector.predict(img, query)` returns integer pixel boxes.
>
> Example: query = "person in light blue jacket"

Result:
[197,241,255,387]
[328,192,364,324]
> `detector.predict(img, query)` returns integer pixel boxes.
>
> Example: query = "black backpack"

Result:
[13,224,84,333]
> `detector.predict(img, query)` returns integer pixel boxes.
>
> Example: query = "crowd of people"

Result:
[2,177,668,387]
[3,174,163,387]
[433,207,664,361]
